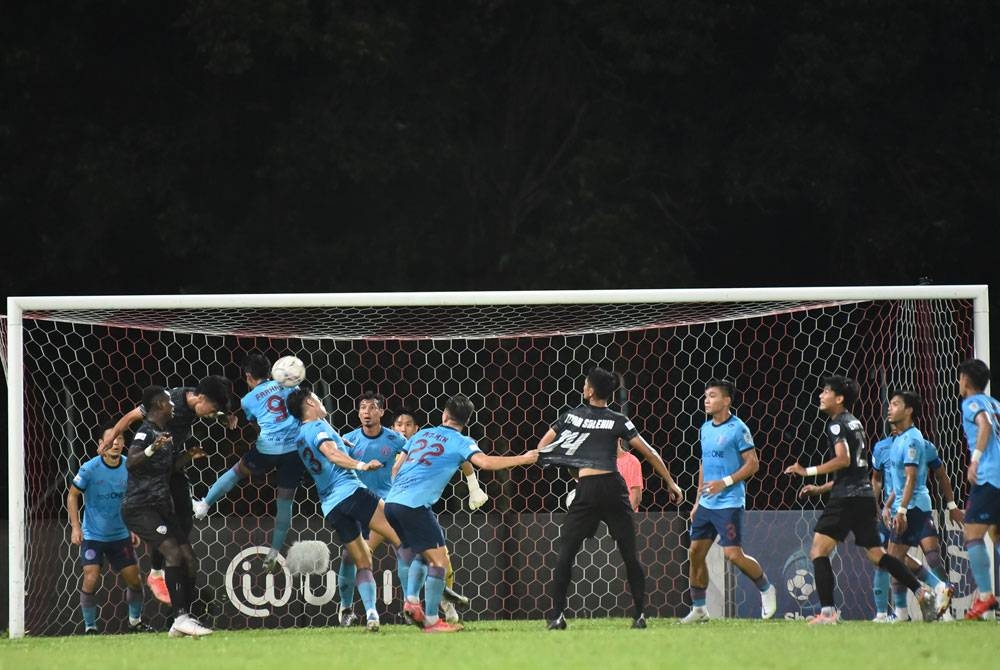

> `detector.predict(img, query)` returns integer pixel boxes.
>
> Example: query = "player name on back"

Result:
[563,414,616,430]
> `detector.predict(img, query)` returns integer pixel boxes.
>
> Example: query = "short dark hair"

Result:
[394,406,420,424]
[586,366,620,401]
[358,391,385,410]
[142,385,169,411]
[195,375,233,412]
[891,390,922,418]
[706,379,735,400]
[243,353,271,381]
[959,358,991,392]
[823,375,859,409]
[445,395,474,427]
[286,388,310,421]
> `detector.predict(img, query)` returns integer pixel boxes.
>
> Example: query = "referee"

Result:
[539,367,683,630]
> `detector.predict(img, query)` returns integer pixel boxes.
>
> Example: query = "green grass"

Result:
[0,618,993,670]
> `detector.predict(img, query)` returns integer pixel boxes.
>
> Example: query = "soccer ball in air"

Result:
[786,569,815,602]
[271,355,306,388]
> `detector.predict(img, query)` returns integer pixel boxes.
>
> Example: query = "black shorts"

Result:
[814,496,881,547]
[121,503,184,548]
[562,472,635,543]
[242,448,305,490]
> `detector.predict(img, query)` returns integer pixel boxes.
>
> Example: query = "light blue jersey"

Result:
[889,426,932,512]
[385,425,480,508]
[961,393,1000,487]
[872,435,895,504]
[243,381,300,455]
[698,415,755,509]
[297,420,365,515]
[72,456,130,542]
[342,427,407,499]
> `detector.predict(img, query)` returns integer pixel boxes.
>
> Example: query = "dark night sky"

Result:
[2,2,998,354]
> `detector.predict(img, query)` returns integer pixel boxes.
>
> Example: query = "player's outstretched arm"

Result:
[319,440,381,472]
[66,485,84,546]
[98,407,144,453]
[469,449,538,471]
[126,433,171,470]
[784,439,850,477]
[627,436,683,504]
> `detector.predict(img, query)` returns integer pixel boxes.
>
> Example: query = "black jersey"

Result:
[141,387,198,487]
[825,411,873,499]
[122,419,176,508]
[538,403,639,471]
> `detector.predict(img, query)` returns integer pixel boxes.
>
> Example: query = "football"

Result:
[271,355,306,388]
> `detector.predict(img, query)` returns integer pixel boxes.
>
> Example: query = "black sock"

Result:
[151,550,164,571]
[164,566,189,617]
[812,556,835,608]
[878,554,921,592]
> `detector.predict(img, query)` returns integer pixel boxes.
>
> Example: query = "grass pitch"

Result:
[0,618,991,670]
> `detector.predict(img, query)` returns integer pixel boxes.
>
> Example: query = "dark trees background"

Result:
[3,0,997,296]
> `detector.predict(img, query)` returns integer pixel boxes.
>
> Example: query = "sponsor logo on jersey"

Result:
[829,424,841,435]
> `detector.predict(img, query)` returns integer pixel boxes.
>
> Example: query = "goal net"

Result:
[4,287,989,636]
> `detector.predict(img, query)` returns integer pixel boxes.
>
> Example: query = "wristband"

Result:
[354,461,365,471]
[971,450,982,463]
[144,445,155,458]
[896,508,906,516]
[946,501,959,511]
[806,466,818,477]
[722,475,735,487]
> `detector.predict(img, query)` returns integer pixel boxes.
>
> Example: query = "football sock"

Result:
[923,549,946,583]
[753,573,771,592]
[204,466,242,506]
[164,566,189,616]
[424,565,446,626]
[914,562,941,588]
[873,568,890,614]
[80,590,97,629]
[813,556,835,607]
[338,551,357,609]
[878,554,920,592]
[407,556,428,601]
[356,568,377,614]
[891,580,908,611]
[151,552,164,572]
[126,585,143,621]
[396,547,413,597]
[270,497,293,553]
[966,539,994,596]
[690,586,707,609]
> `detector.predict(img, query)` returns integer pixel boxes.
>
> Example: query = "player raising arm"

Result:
[384,394,537,633]
[539,367,682,631]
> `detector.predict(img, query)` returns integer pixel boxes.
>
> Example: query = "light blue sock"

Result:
[270,496,293,553]
[204,466,243,506]
[338,551,357,609]
[967,539,994,596]
[126,586,143,621]
[915,563,941,588]
[407,556,428,601]
[873,569,890,614]
[80,590,97,629]
[424,565,446,625]
[892,582,908,611]
[396,547,412,597]
[753,573,771,592]
[357,568,377,614]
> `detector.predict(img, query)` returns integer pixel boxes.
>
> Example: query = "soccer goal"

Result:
[4,286,990,637]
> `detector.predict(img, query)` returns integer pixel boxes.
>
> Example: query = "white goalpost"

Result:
[5,285,991,637]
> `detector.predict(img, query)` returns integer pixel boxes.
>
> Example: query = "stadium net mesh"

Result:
[4,294,978,634]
